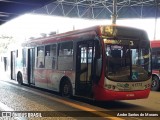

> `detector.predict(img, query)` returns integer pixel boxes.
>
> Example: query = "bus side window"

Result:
[22,48,27,67]
[58,41,73,70]
[51,44,57,69]
[152,52,157,69]
[37,46,45,68]
[45,44,57,69]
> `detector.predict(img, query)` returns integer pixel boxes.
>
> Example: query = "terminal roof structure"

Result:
[0,0,160,25]
[0,0,54,25]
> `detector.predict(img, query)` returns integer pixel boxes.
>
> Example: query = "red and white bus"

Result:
[151,40,160,91]
[13,25,152,101]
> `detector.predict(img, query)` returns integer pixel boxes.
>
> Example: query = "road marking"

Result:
[1,81,125,120]
[0,102,27,120]
[0,102,14,111]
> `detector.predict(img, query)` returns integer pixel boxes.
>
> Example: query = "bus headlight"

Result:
[105,84,116,90]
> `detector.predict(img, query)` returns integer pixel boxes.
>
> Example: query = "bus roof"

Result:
[23,25,149,47]
[151,40,160,48]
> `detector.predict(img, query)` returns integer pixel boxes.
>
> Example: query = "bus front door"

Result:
[28,48,35,85]
[76,40,95,98]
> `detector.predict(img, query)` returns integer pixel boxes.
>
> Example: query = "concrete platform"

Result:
[0,68,111,120]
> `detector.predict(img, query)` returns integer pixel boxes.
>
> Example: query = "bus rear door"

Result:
[28,48,35,85]
[11,51,16,80]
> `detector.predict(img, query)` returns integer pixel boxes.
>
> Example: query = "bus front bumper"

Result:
[93,87,150,101]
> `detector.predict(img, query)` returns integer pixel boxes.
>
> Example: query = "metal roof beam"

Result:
[32,0,160,19]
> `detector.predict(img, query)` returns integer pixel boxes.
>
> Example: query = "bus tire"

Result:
[60,80,72,98]
[151,76,160,91]
[17,72,23,85]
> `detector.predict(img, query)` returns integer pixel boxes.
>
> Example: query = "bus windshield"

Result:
[105,39,151,82]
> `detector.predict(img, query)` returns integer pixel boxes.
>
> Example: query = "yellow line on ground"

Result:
[50,97,125,120]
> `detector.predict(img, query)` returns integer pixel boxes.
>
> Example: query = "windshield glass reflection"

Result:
[105,40,151,81]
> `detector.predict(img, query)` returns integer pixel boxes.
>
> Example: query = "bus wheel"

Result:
[61,80,72,98]
[17,72,23,85]
[151,76,160,91]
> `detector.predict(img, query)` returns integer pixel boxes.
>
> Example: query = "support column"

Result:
[111,0,118,24]
[154,1,158,40]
